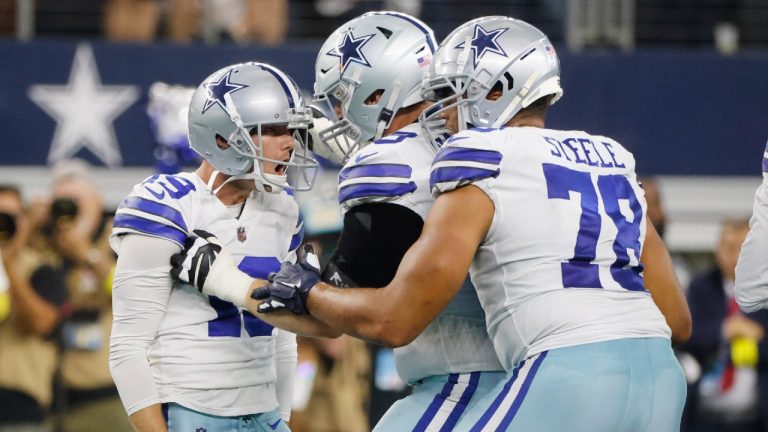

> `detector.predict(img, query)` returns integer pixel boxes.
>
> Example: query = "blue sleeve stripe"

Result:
[429,166,500,189]
[120,196,187,231]
[339,164,412,182]
[763,157,768,173]
[339,182,417,203]
[113,213,187,246]
[289,225,304,251]
[434,147,503,165]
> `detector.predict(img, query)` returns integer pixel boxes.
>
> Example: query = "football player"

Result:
[176,11,506,432]
[108,62,337,432]
[735,142,768,311]
[174,16,692,432]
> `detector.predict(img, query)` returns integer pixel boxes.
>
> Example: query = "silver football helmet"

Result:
[420,16,563,150]
[312,11,437,163]
[188,62,318,192]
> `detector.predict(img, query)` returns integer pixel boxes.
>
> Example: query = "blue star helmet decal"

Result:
[327,29,376,73]
[202,69,248,114]
[456,24,510,68]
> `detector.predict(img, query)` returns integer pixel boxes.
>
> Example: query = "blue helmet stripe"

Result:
[378,12,436,53]
[256,64,296,109]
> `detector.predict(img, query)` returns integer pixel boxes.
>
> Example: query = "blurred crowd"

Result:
[1,0,767,47]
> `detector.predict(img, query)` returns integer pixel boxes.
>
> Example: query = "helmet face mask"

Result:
[419,16,564,150]
[311,11,437,163]
[188,62,318,192]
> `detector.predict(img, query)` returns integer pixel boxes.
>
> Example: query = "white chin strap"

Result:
[206,170,286,196]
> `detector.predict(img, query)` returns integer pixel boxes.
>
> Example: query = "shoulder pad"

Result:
[430,131,503,195]
[112,174,196,247]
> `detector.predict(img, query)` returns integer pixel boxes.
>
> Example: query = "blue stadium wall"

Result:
[0,39,767,176]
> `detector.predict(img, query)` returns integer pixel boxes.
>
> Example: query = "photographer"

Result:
[44,168,131,432]
[0,185,65,432]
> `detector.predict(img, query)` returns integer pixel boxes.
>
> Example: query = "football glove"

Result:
[252,244,321,315]
[170,229,254,307]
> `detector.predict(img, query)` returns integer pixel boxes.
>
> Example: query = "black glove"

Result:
[170,229,253,306]
[252,244,321,315]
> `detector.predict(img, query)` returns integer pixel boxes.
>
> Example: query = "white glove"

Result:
[170,230,253,307]
[308,114,370,165]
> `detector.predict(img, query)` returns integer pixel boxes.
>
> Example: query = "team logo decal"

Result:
[327,29,376,72]
[455,24,510,68]
[202,69,248,114]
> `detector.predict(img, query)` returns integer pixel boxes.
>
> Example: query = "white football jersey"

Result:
[110,172,302,416]
[431,126,670,372]
[338,123,503,383]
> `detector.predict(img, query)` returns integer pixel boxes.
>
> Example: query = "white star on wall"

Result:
[28,44,140,167]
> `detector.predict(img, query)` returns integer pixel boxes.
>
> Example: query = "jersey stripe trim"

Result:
[430,166,500,190]
[434,147,503,165]
[119,196,187,232]
[289,224,304,251]
[470,352,547,432]
[339,163,412,182]
[338,182,417,203]
[441,372,481,431]
[113,213,187,246]
[413,372,481,432]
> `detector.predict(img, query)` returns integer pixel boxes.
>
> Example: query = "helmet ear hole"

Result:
[364,89,385,105]
[215,134,230,150]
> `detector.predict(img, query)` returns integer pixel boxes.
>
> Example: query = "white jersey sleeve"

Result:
[109,234,178,415]
[338,124,434,219]
[111,173,196,251]
[735,146,768,312]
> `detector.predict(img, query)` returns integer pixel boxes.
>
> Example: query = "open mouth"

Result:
[274,156,290,175]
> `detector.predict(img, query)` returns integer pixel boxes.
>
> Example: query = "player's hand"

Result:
[170,230,254,307]
[252,244,321,315]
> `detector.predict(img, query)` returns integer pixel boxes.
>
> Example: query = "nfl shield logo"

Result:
[237,226,247,242]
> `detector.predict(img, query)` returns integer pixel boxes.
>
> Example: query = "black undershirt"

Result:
[322,202,424,288]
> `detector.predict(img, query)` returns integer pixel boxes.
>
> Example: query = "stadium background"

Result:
[0,0,767,430]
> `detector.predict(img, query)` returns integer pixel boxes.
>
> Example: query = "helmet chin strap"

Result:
[206,169,286,196]
[373,81,401,140]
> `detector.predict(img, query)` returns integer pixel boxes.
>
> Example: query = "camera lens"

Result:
[0,212,17,244]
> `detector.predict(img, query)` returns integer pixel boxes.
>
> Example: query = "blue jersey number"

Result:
[207,257,281,338]
[142,175,196,200]
[374,131,417,145]
[543,164,644,291]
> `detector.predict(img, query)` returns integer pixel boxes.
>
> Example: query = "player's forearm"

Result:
[307,282,404,346]
[129,404,168,432]
[244,293,341,338]
[641,221,692,343]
